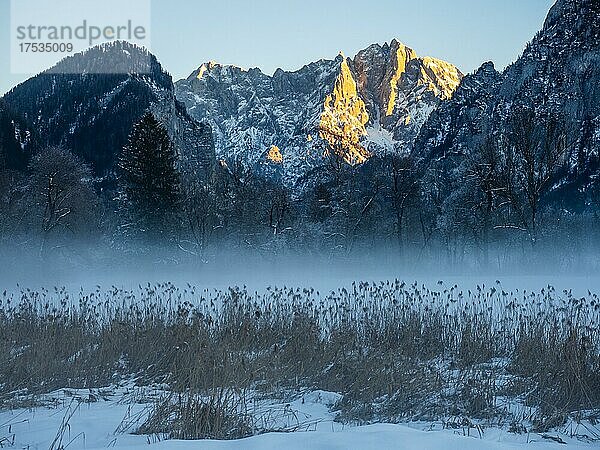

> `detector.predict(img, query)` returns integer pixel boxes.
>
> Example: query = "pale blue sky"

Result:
[1,0,555,95]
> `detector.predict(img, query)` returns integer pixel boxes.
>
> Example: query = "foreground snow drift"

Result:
[0,390,594,450]
[124,426,594,450]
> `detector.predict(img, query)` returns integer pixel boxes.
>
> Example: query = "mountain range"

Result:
[175,39,462,183]
[414,0,600,208]
[0,0,598,208]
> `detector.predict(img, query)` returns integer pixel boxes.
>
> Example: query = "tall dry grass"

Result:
[0,281,598,436]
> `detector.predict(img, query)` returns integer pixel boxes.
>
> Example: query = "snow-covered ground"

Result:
[0,388,596,450]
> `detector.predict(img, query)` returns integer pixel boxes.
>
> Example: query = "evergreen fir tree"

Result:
[118,113,181,242]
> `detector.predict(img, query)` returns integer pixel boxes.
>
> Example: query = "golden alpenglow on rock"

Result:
[267,145,283,164]
[386,44,418,117]
[418,57,462,100]
[196,64,208,79]
[319,57,371,166]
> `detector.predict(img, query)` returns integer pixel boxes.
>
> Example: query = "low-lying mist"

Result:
[2,243,600,296]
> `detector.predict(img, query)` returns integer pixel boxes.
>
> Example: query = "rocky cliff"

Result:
[175,39,462,184]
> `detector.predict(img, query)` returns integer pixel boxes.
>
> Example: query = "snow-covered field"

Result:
[0,388,595,450]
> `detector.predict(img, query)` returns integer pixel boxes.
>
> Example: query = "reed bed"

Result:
[0,280,598,437]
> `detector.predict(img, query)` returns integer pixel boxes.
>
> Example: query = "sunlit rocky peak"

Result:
[319,58,371,165]
[175,39,463,185]
[418,57,462,100]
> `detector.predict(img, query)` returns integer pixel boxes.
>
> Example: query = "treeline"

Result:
[0,107,598,268]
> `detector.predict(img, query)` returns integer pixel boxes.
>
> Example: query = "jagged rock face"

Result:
[505,0,600,199]
[353,40,417,122]
[414,61,503,161]
[175,40,462,184]
[2,41,215,181]
[414,0,600,207]
[149,97,215,183]
[354,40,462,150]
[176,58,342,183]
[319,57,371,165]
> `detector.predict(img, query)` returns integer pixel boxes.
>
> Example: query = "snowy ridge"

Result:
[2,41,215,179]
[414,0,600,206]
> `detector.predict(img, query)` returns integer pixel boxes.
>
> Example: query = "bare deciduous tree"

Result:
[25,146,98,257]
[385,154,420,254]
[498,109,568,248]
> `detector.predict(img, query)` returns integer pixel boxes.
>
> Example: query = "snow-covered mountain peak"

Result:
[175,40,463,185]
